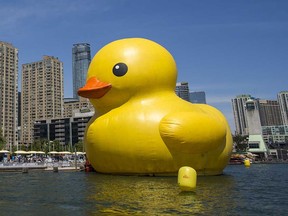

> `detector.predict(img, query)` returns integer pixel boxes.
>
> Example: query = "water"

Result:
[0,164,287,215]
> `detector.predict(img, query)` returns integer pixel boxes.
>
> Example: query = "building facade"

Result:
[63,96,94,118]
[245,99,269,159]
[0,41,19,151]
[189,91,206,104]
[72,43,91,99]
[231,94,252,135]
[278,91,288,125]
[257,99,282,126]
[262,125,288,146]
[175,82,190,101]
[34,112,93,146]
[21,56,64,146]
[262,125,288,160]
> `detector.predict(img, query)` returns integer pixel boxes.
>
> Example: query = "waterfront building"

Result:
[277,91,288,125]
[175,82,190,101]
[231,94,252,135]
[257,99,283,126]
[21,56,64,146]
[63,96,94,118]
[34,111,93,146]
[262,125,288,160]
[189,91,206,104]
[72,43,91,99]
[245,99,269,159]
[0,41,19,151]
[262,125,288,145]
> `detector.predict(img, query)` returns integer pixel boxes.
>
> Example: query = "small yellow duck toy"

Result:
[78,38,232,176]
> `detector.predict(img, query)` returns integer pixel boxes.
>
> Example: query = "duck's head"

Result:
[78,38,177,111]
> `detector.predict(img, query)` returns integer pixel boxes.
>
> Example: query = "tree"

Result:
[52,140,63,152]
[74,140,84,152]
[233,134,248,152]
[31,139,42,151]
[0,128,6,150]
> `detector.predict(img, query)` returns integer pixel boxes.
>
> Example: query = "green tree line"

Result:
[27,139,85,153]
[0,128,6,150]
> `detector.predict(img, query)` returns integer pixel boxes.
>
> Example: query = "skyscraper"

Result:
[0,41,19,151]
[189,91,206,104]
[245,99,269,159]
[278,91,288,125]
[231,94,252,135]
[257,99,283,126]
[21,56,64,146]
[72,43,91,99]
[175,82,190,101]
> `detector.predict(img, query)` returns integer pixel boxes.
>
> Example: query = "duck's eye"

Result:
[113,63,128,77]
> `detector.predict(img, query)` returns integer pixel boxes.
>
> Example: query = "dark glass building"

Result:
[189,91,206,104]
[72,43,91,99]
[34,115,92,146]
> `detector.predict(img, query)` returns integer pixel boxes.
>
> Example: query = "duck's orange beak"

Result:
[78,77,112,99]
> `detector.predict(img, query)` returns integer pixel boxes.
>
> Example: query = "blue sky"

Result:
[1,0,288,133]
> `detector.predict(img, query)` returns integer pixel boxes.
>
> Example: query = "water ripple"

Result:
[0,164,287,215]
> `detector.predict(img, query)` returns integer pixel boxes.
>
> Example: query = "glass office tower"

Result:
[189,91,206,104]
[72,43,91,99]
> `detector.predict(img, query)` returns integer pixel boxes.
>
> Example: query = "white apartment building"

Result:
[231,94,252,135]
[278,91,288,125]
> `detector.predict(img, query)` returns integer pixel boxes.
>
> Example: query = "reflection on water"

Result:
[85,174,236,215]
[0,164,287,215]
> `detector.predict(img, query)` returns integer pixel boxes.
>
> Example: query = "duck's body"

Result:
[79,38,232,175]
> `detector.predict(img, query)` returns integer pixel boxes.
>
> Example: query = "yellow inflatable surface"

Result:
[78,38,232,176]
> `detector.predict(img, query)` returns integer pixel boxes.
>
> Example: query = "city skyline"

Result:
[1,0,288,132]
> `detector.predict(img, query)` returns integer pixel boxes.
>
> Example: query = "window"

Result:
[249,143,259,149]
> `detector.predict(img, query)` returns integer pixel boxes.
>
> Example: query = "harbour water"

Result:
[0,164,287,215]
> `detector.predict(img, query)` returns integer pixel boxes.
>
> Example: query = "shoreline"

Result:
[229,160,288,165]
[0,162,84,172]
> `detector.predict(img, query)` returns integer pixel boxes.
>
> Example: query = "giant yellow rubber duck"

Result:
[78,38,232,176]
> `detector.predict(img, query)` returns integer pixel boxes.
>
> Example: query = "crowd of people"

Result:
[0,153,86,167]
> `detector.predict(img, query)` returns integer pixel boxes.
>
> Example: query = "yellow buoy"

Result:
[178,166,197,191]
[244,159,251,168]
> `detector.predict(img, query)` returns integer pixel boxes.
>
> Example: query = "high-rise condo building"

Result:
[277,91,288,125]
[72,43,91,99]
[231,94,252,135]
[189,91,206,104]
[21,56,64,146]
[0,41,19,151]
[175,82,190,101]
[257,100,283,126]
